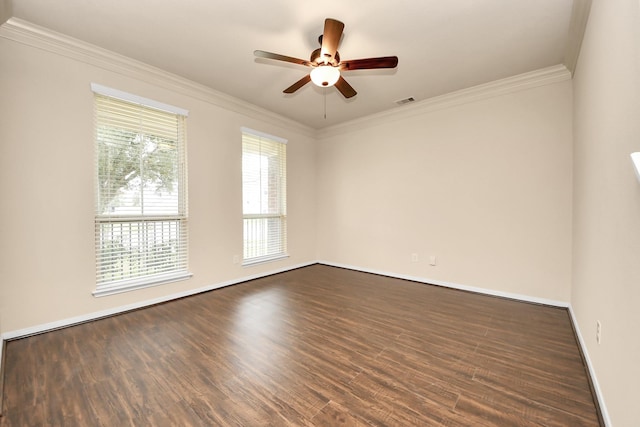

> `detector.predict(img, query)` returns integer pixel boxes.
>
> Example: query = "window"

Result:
[241,128,287,265]
[632,152,640,183]
[92,84,190,296]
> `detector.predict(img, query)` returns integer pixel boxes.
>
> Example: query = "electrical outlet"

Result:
[411,253,419,263]
[429,255,437,266]
[596,320,602,344]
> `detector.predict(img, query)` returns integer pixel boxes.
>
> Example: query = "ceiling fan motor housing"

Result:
[311,48,340,66]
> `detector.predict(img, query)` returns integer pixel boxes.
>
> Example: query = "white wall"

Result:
[316,80,574,303]
[572,0,640,425]
[0,35,317,333]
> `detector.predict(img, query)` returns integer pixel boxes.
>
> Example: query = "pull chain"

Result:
[324,89,327,120]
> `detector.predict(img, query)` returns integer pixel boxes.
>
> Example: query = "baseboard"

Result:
[0,262,312,416]
[2,261,316,341]
[1,260,569,340]
[0,261,608,425]
[319,261,610,424]
[317,261,570,307]
[0,335,5,417]
[567,305,611,426]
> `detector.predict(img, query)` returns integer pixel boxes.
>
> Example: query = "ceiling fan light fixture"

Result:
[310,65,340,87]
[255,18,397,98]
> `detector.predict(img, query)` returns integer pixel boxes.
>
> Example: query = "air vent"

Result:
[395,97,415,106]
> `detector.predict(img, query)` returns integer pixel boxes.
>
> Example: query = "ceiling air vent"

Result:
[395,97,415,106]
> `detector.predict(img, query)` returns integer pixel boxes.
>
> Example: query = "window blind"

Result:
[241,128,287,264]
[94,90,189,296]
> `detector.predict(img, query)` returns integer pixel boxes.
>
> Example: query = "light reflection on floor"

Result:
[230,286,293,380]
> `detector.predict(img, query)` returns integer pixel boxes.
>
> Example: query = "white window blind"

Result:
[93,87,190,296]
[241,128,287,265]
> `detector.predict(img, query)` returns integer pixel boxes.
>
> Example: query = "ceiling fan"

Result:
[254,18,398,99]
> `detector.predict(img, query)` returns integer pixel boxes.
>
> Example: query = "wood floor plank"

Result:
[0,264,601,426]
[308,401,372,427]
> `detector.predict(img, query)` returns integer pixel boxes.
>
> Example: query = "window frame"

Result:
[241,127,288,266]
[92,84,191,296]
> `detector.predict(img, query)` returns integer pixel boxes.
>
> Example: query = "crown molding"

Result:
[564,0,592,76]
[1,17,574,141]
[317,64,572,139]
[0,0,11,26]
[0,18,315,137]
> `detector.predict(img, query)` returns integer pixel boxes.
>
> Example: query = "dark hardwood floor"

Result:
[1,264,600,426]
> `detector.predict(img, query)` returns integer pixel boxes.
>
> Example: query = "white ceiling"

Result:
[7,0,581,129]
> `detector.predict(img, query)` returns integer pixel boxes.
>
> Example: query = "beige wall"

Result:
[0,37,317,333]
[316,81,574,303]
[572,0,640,425]
[5,7,638,423]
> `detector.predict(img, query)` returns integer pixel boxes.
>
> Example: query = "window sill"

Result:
[242,254,289,267]
[93,271,193,297]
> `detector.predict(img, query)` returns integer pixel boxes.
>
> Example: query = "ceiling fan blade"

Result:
[334,76,357,98]
[283,74,312,94]
[320,18,344,62]
[340,56,399,71]
[254,50,313,67]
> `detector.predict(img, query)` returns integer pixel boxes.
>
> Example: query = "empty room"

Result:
[0,0,638,425]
